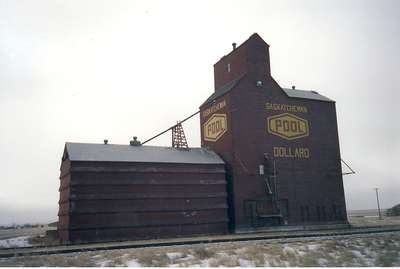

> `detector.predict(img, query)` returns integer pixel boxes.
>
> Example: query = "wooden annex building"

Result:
[58,33,348,244]
[58,143,228,243]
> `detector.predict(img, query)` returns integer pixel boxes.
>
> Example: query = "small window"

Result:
[227,63,231,73]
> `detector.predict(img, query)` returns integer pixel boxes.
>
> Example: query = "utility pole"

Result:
[374,188,382,220]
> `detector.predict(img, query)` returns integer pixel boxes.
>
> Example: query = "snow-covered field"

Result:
[0,226,50,240]
[349,215,400,227]
[1,232,399,267]
[0,236,31,248]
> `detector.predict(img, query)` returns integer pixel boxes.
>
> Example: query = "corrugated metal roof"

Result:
[65,142,225,164]
[282,88,334,102]
[200,74,246,107]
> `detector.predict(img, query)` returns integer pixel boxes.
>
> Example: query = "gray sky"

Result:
[0,0,399,225]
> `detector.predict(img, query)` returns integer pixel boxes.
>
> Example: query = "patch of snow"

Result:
[297,250,306,256]
[166,252,183,260]
[329,252,341,260]
[351,250,364,258]
[362,248,375,257]
[307,244,320,251]
[200,258,211,267]
[362,257,376,267]
[283,245,296,255]
[126,258,141,267]
[216,251,228,257]
[97,259,113,267]
[238,258,254,267]
[317,258,328,266]
[0,236,31,248]
[178,254,194,261]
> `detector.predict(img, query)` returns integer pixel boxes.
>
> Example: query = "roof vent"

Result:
[232,42,237,50]
[311,90,319,94]
[292,85,296,90]
[130,136,142,146]
[103,139,108,145]
[256,80,263,87]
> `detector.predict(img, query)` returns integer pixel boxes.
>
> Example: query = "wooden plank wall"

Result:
[58,161,229,243]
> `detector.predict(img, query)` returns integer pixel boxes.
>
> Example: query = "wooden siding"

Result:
[200,34,348,231]
[58,161,228,243]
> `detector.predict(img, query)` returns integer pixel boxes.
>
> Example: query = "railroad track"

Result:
[1,226,400,258]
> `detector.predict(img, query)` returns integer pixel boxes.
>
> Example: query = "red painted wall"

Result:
[200,34,347,232]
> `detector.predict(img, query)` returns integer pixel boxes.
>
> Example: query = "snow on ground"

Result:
[1,232,400,266]
[95,259,113,267]
[0,236,31,248]
[349,215,400,227]
[166,252,184,259]
[126,259,141,267]
[307,243,319,251]
[237,258,255,267]
[0,226,51,240]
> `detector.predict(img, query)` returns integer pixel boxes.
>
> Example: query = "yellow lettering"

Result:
[273,147,310,159]
[203,100,227,118]
[267,113,309,140]
[266,102,308,113]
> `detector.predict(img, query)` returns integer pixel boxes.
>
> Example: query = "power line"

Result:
[141,111,199,145]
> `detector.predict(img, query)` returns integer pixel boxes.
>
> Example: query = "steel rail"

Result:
[1,226,400,258]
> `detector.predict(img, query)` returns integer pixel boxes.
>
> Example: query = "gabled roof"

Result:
[200,74,246,108]
[215,33,269,64]
[281,88,334,102]
[65,142,224,164]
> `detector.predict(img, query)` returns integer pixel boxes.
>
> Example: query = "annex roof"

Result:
[281,88,334,102]
[65,142,224,164]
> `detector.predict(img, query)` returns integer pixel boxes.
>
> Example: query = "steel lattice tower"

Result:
[172,122,189,149]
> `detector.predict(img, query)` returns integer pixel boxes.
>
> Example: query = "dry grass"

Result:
[209,255,239,267]
[136,252,169,267]
[349,215,400,227]
[191,245,214,260]
[1,232,400,267]
[28,234,59,247]
[239,245,267,266]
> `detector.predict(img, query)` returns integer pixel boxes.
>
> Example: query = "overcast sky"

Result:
[0,0,399,225]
